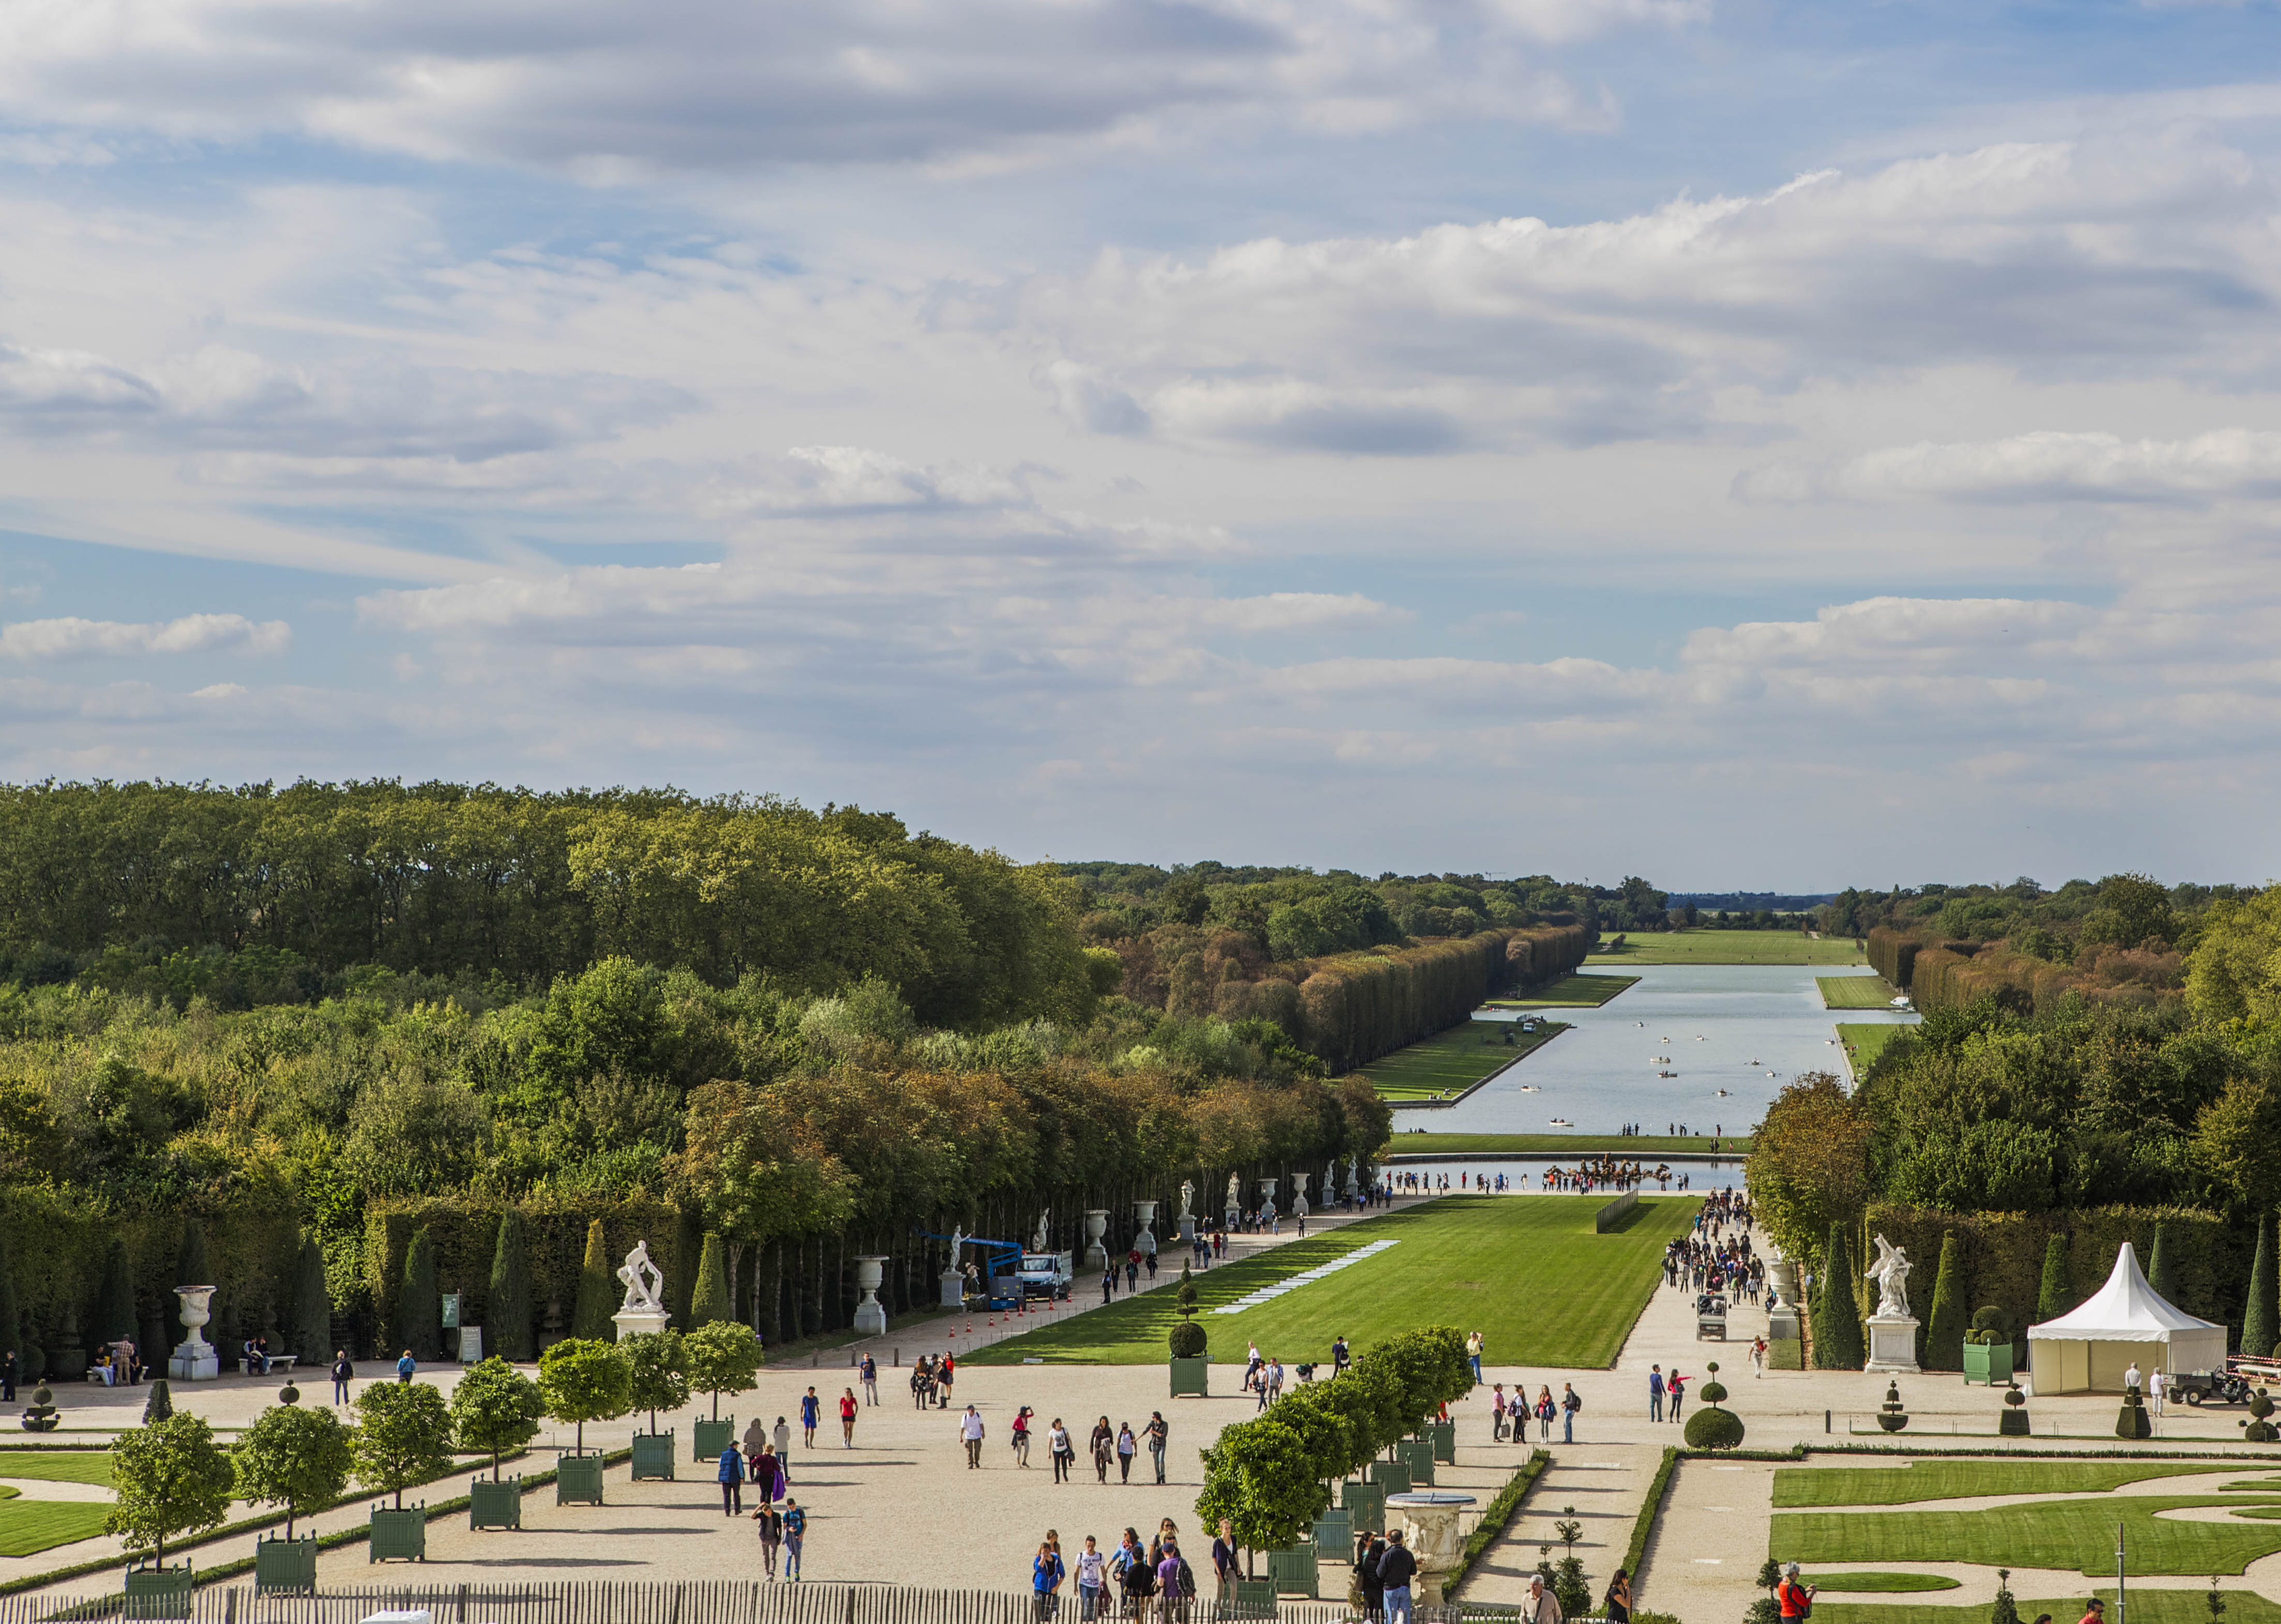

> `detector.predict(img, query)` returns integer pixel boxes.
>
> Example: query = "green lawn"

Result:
[1361,1020,1565,1102]
[1818,1594,2281,1624]
[1774,1461,2243,1509]
[1774,1495,2281,1576]
[1588,930,1866,965]
[1810,1575,1961,1593]
[1838,1022,1915,1074]
[1484,975,1640,1008]
[1383,1133,1749,1157]
[1818,975,1900,1009]
[0,1451,112,1486]
[965,1195,1694,1369]
[0,1496,111,1558]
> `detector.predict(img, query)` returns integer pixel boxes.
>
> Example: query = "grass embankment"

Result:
[1774,1494,2281,1575]
[0,1453,112,1486]
[0,1453,118,1557]
[1485,974,1639,1009]
[965,1195,1693,1369]
[1818,975,1901,1009]
[1838,1023,1914,1075]
[1588,931,1866,966]
[1821,1595,2281,1624]
[1362,1019,1564,1102]
[1811,1575,1961,1593]
[1773,1460,2242,1508]
[1383,1134,1749,1157]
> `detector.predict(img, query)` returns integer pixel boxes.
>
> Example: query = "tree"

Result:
[0,1239,20,1364]
[487,1209,534,1362]
[353,1380,455,1508]
[397,1228,441,1361]
[2037,1233,2073,1324]
[537,1337,631,1454]
[1196,1418,1325,1568]
[1924,1232,1964,1372]
[449,1356,546,1479]
[682,1320,764,1421]
[623,1330,689,1433]
[2196,1078,2281,1216]
[292,1238,332,1363]
[1813,1224,1863,1370]
[689,1234,733,1327]
[1991,1569,2022,1624]
[572,1220,616,1342]
[2149,1224,2180,1306]
[2247,1213,2278,1363]
[95,1238,137,1344]
[107,1413,235,1568]
[233,1403,353,1538]
[143,1379,173,1424]
[1745,1074,1872,1272]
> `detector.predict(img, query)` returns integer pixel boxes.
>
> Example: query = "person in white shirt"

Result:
[2124,1362,2142,1395]
[959,1405,985,1468]
[2148,1366,2166,1416]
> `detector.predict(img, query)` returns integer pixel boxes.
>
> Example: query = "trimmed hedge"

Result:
[1450,1449,1551,1592]
[1624,1446,1680,1598]
[1299,927,1586,1073]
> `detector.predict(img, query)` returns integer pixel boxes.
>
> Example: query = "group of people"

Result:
[1100,1249,1159,1302]
[910,1351,957,1408]
[1031,1517,1195,1620]
[710,1421,807,1579]
[1537,1158,1676,1194]
[987,1406,1173,1483]
[1489,1381,1582,1444]
[1667,1192,1761,1299]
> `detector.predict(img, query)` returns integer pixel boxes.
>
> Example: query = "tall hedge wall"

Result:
[1865,1202,2250,1354]
[1300,927,1582,1073]
[1866,927,1923,990]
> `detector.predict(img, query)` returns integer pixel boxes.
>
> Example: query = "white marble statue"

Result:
[1178,1180,1194,1221]
[1866,1234,1913,1317]
[616,1241,666,1315]
[1032,1210,1051,1252]
[1226,1173,1241,1214]
[948,1226,968,1265]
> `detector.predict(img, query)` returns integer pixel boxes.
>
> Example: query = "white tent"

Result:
[2027,1241,2228,1393]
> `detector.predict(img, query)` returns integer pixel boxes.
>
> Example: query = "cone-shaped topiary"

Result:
[397,1228,441,1359]
[487,1209,535,1361]
[95,1238,137,1343]
[1992,1569,2022,1624]
[2248,1215,2279,1370]
[143,1378,173,1424]
[2149,1224,2179,1305]
[572,1219,616,1341]
[292,1237,332,1365]
[2036,1232,2072,1321]
[690,1234,733,1327]
[1999,1379,2030,1436]
[1924,1231,1964,1371]
[0,1240,19,1365]
[1814,1224,1864,1370]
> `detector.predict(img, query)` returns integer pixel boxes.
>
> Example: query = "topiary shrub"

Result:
[2243,1387,2277,1444]
[1169,1320,1207,1358]
[1684,1405,1744,1449]
[1999,1379,2029,1437]
[1877,1380,1908,1432]
[1969,1305,2012,1344]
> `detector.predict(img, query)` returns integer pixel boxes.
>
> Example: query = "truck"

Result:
[1015,1251,1075,1301]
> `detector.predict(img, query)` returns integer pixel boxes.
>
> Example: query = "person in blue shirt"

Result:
[717,1443,745,1517]
[1033,1536,1065,1616]
[396,1349,416,1384]
[800,1387,820,1447]
[783,1499,807,1581]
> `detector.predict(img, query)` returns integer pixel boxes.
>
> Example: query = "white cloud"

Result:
[0,613,291,661]
[1740,429,2281,505]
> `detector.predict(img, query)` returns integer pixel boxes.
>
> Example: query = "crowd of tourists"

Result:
[1665,1190,1761,1300]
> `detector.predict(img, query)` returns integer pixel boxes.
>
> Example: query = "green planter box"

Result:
[1268,1546,1319,1598]
[1368,1459,1412,1496]
[1398,1437,1436,1487]
[556,1452,606,1506]
[1962,1340,2016,1386]
[254,1535,318,1595]
[1169,1357,1210,1398]
[124,1565,194,1619]
[1425,1420,1457,1463]
[1230,1577,1279,1616]
[1342,1480,1386,1534]
[693,1417,736,1462]
[1312,1507,1352,1552]
[368,1504,427,1563]
[631,1430,676,1481]
[470,1475,523,1530]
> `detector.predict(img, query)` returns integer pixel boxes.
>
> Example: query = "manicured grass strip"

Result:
[967,1195,1697,1369]
[1809,1574,1960,1593]
[1625,1446,1679,1602]
[1818,975,1899,1010]
[1362,1021,1564,1102]
[0,1453,112,1486]
[1385,1134,1749,1157]
[1486,975,1639,1008]
[1587,931,1866,965]
[0,1500,111,1559]
[1773,1495,2281,1576]
[1451,1449,1551,1592]
[1818,1593,2281,1624]
[1838,1023,1914,1075]
[1773,1461,2244,1508]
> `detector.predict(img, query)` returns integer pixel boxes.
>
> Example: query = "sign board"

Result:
[458,1326,483,1364]
[440,1293,460,1329]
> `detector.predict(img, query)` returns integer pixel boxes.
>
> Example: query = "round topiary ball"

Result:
[278,1381,301,1405]
[31,1386,51,1407]
[1684,1405,1745,1449]
[1168,1320,1207,1359]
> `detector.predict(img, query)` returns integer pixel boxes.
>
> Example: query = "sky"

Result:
[2,1,2279,889]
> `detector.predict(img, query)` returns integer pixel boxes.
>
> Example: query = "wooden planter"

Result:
[253,1535,318,1595]
[1368,1459,1412,1496]
[1230,1577,1279,1616]
[1398,1437,1437,1487]
[1268,1546,1319,1597]
[1168,1357,1210,1398]
[556,1453,606,1505]
[1424,1420,1457,1463]
[1342,1480,1386,1535]
[631,1430,676,1481]
[470,1475,523,1530]
[692,1417,736,1462]
[1312,1507,1353,1552]
[123,1565,194,1619]
[368,1505,427,1563]
[1962,1340,2015,1386]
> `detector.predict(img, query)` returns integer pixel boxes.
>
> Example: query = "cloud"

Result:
[0,613,292,661]
[1740,429,2281,505]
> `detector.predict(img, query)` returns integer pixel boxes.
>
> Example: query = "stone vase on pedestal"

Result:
[852,1256,889,1337]
[170,1286,219,1381]
[1133,1202,1158,1258]
[1083,1210,1110,1273]
[1387,1491,1476,1606]
[1865,1314,1922,1374]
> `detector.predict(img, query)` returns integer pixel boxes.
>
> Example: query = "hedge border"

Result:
[1624,1445,1679,1596]
[1449,1448,1551,1593]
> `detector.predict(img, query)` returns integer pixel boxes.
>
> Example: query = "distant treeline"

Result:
[1669,892,1838,914]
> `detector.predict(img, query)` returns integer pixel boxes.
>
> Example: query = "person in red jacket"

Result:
[1777,1563,1816,1620]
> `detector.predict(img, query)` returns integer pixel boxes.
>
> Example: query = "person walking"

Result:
[801,1386,821,1446]
[782,1499,806,1581]
[1077,1535,1108,1621]
[1648,1364,1663,1422]
[1117,1421,1138,1482]
[962,1404,987,1467]
[1014,1405,1036,1467]
[1091,1416,1115,1483]
[1525,1570,1563,1624]
[1154,1538,1187,1624]
[1034,1537,1067,1621]
[1102,1268,1116,1306]
[1751,1336,1766,1378]
[839,1387,858,1448]
[1560,1382,1580,1445]
[939,1352,955,1408]
[1466,1331,1484,1385]
[773,1415,792,1458]
[1120,1531,1157,1619]
[331,1349,353,1406]
[1212,1521,1239,1602]
[860,1353,878,1405]
[1051,1417,1075,1483]
[1146,1412,1168,1483]
[717,1441,745,1516]
[753,1443,784,1507]
[753,1503,783,1579]
[396,1348,416,1383]
[1377,1528,1417,1624]
[1604,1568,1632,1624]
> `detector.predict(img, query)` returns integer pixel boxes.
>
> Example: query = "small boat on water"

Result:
[1519,1085,1540,1093]
[1548,1118,1573,1126]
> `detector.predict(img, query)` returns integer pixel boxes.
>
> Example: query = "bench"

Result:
[239,1355,298,1377]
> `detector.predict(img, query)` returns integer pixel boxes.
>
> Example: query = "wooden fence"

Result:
[0,1583,1537,1624]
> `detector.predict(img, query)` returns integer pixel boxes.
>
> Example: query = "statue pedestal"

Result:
[1767,1304,1801,1342]
[852,1256,889,1337]
[1865,1314,1921,1374]
[940,1270,966,1310]
[169,1343,218,1381]
[1179,1217,1196,1244]
[611,1309,670,1342]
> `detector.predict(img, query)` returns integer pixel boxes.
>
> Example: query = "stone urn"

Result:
[1766,1253,1800,1311]
[1387,1490,1477,1606]
[1260,1177,1279,1211]
[1083,1210,1110,1274]
[170,1286,219,1381]
[1133,1202,1158,1257]
[852,1256,889,1337]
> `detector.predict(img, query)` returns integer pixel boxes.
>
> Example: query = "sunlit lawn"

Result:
[1361,1020,1564,1102]
[1587,931,1865,965]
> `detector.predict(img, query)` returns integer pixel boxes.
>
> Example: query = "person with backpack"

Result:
[1146,1412,1168,1483]
[716,1441,745,1516]
[1154,1538,1189,1624]
[1076,1535,1108,1621]
[1560,1382,1582,1444]
[782,1499,806,1581]
[752,1503,783,1579]
[1116,1421,1138,1483]
[1777,1563,1815,1622]
[859,1353,878,1405]
[1535,1385,1556,1441]
[1667,1369,1686,1422]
